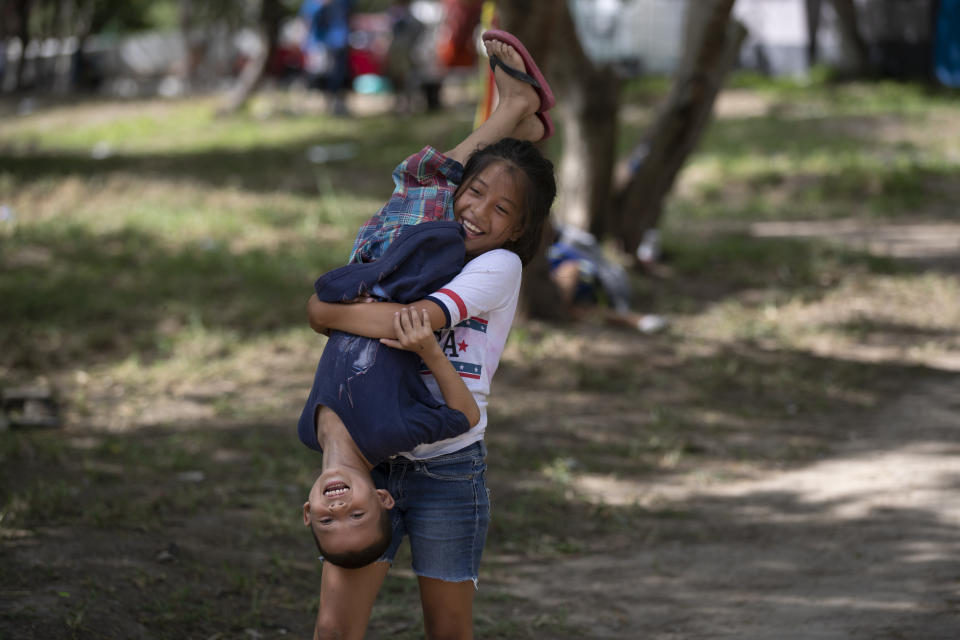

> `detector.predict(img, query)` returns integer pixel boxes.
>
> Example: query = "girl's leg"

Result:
[313,560,390,640]
[391,443,489,639]
[511,113,547,143]
[419,577,476,640]
[445,38,544,165]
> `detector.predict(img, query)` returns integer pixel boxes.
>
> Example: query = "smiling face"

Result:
[303,468,394,558]
[454,161,527,258]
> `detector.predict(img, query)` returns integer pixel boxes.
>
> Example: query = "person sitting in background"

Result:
[549,223,668,334]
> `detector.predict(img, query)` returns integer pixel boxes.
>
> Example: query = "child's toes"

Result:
[493,41,522,71]
[486,41,538,110]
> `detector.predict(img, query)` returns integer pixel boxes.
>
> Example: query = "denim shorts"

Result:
[372,441,490,585]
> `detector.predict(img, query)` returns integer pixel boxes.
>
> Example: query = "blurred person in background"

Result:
[549,223,669,334]
[385,0,426,113]
[436,0,483,70]
[300,0,353,114]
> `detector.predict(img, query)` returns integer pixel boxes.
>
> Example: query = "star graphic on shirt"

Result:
[457,339,469,352]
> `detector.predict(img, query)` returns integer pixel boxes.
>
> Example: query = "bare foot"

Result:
[511,113,546,143]
[484,39,541,121]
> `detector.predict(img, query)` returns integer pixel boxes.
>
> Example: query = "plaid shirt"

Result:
[349,146,464,264]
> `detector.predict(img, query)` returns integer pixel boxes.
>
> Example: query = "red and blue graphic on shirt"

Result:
[419,316,487,379]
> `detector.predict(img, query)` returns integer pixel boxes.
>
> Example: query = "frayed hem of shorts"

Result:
[318,557,394,569]
[412,571,479,590]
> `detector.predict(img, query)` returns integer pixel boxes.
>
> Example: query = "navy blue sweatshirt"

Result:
[298,221,471,463]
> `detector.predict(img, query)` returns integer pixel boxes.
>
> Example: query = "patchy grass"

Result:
[2,81,959,638]
[665,76,960,222]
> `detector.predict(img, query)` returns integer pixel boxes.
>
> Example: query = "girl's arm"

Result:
[381,307,480,427]
[307,294,446,338]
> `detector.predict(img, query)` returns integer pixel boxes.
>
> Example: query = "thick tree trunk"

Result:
[14,0,32,91]
[53,0,76,94]
[613,0,746,257]
[496,1,569,321]
[547,2,621,240]
[179,0,206,91]
[218,0,282,115]
[806,0,823,67]
[828,0,871,76]
[495,0,557,62]
[497,2,620,239]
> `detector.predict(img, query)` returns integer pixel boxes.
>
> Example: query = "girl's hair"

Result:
[459,138,556,266]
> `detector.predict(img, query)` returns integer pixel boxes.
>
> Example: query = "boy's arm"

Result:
[307,294,446,338]
[380,307,480,427]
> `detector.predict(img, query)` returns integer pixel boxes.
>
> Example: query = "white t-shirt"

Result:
[404,248,522,459]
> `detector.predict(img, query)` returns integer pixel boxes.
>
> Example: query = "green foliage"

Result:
[90,0,176,33]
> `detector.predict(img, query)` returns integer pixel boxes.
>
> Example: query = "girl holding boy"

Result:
[302,30,556,638]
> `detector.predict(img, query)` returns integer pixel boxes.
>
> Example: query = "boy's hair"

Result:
[460,138,557,266]
[310,505,393,569]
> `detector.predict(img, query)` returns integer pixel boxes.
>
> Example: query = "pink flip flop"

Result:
[481,29,556,113]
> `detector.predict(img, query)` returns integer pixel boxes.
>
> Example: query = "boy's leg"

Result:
[313,561,390,640]
[510,113,547,144]
[445,38,545,165]
[419,577,476,640]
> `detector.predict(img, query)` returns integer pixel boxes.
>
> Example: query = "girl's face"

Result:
[454,161,525,257]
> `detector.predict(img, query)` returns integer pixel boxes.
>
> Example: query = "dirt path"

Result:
[501,377,960,639]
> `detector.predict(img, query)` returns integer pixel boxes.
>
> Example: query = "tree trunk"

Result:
[70,0,96,93]
[53,0,76,94]
[498,2,620,239]
[218,0,282,115]
[613,0,746,257]
[14,0,31,91]
[547,1,621,241]
[179,0,205,91]
[496,1,569,321]
[828,0,871,76]
[806,0,823,67]
[495,0,557,63]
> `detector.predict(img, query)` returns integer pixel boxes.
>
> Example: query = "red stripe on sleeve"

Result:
[437,288,467,320]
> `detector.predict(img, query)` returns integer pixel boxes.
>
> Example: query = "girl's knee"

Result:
[314,611,361,640]
[314,619,347,640]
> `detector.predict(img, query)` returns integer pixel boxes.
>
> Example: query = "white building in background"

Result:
[735,0,817,76]
[567,0,936,78]
[566,0,826,77]
[735,0,936,78]
[568,0,686,75]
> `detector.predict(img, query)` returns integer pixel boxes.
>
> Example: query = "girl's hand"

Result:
[380,307,439,355]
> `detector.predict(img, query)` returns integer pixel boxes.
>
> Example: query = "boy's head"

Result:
[455,138,557,266]
[303,468,394,569]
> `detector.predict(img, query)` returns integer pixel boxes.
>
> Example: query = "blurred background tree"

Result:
[494,0,745,320]
[498,0,744,260]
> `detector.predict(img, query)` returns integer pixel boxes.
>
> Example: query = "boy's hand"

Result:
[307,294,332,336]
[380,307,439,356]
